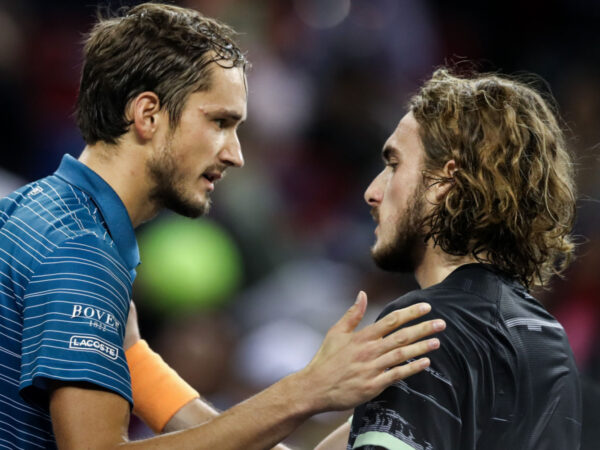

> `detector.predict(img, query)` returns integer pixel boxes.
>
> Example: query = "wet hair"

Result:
[75,2,247,145]
[410,68,576,289]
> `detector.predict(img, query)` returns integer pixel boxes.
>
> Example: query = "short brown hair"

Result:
[76,2,247,145]
[411,69,576,288]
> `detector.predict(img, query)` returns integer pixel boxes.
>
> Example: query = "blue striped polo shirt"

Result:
[0,154,139,449]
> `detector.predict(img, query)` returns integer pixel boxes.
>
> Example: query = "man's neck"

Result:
[414,242,478,289]
[78,141,157,228]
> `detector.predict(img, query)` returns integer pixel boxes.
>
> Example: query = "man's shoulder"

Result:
[40,232,130,282]
[376,265,514,358]
[379,264,510,320]
[2,176,121,260]
[378,285,477,323]
[3,176,98,229]
[379,289,434,318]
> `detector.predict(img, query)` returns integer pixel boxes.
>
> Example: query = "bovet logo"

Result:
[71,305,121,332]
[69,335,119,360]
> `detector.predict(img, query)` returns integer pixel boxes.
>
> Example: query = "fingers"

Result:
[331,291,368,334]
[354,291,367,317]
[360,302,432,341]
[377,319,446,355]
[376,357,432,386]
[375,337,440,370]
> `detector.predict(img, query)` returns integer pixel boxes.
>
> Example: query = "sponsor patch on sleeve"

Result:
[70,304,122,334]
[68,334,119,361]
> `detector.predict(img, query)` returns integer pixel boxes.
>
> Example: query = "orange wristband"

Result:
[125,339,200,432]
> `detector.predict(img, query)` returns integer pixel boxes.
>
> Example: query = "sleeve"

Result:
[348,301,465,450]
[19,234,133,409]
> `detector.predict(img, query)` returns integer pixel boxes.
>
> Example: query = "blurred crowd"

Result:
[1,0,599,447]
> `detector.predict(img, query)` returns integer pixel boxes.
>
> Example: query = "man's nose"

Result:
[364,172,384,207]
[221,133,244,168]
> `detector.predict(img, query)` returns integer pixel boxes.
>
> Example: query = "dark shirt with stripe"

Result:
[349,264,582,450]
[0,155,139,449]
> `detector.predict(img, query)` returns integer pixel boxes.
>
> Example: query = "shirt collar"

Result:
[54,154,140,271]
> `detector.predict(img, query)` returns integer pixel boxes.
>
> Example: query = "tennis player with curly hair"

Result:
[316,69,581,449]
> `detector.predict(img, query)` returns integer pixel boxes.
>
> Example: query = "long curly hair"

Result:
[410,69,576,289]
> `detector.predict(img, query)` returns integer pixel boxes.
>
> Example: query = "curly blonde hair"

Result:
[410,69,576,289]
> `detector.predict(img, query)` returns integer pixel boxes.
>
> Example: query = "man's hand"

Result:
[295,291,445,412]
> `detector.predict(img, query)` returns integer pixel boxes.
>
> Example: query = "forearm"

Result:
[162,398,219,432]
[162,399,293,449]
[123,372,315,450]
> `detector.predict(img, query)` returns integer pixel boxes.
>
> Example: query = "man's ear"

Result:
[432,159,457,202]
[126,92,162,141]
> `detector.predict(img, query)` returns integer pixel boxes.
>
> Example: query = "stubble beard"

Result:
[371,184,427,273]
[147,139,211,219]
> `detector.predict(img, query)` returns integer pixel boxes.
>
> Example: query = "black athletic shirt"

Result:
[349,264,582,450]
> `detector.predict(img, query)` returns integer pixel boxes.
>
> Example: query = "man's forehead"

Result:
[384,112,419,148]
[216,66,245,87]
[194,65,248,117]
[382,112,423,159]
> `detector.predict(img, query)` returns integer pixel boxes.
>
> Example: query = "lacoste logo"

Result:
[69,335,119,360]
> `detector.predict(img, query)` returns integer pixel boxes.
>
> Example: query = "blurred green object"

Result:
[136,216,243,313]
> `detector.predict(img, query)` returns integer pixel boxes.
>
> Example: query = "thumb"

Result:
[333,291,368,333]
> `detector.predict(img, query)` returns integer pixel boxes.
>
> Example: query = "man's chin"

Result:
[166,197,211,218]
[372,250,415,273]
[371,239,420,273]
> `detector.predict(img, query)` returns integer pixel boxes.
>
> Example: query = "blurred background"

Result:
[1,0,599,447]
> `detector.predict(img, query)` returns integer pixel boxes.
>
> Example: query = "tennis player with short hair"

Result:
[0,4,444,449]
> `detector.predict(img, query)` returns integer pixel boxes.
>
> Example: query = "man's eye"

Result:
[385,161,398,170]
[215,119,227,129]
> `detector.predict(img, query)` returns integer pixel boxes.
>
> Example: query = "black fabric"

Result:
[349,264,582,450]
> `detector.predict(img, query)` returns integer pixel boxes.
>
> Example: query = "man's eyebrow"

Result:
[201,108,246,123]
[204,108,245,122]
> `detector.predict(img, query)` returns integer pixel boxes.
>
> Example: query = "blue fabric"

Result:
[0,154,139,449]
[54,154,140,276]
